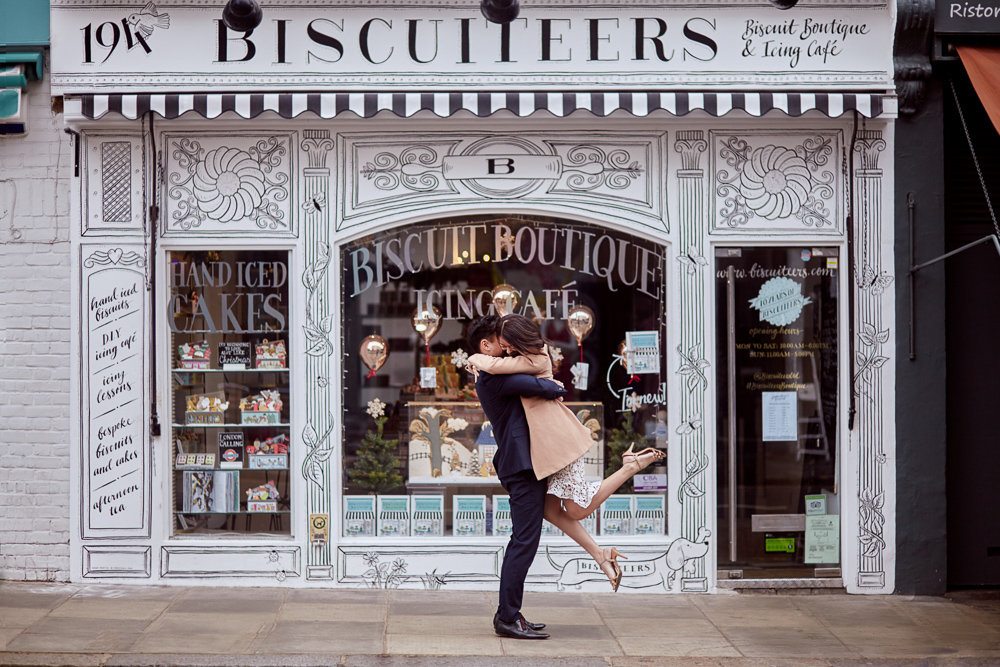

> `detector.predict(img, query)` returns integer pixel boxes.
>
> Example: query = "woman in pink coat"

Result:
[467,314,664,591]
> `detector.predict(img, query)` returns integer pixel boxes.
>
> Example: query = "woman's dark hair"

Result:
[498,314,546,357]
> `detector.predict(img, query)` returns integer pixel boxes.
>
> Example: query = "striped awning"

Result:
[70,91,891,121]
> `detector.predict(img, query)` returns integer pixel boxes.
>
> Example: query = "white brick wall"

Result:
[0,63,74,582]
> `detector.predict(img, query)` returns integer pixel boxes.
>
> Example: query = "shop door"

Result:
[715,247,841,578]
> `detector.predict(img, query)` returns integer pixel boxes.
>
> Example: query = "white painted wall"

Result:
[0,65,74,582]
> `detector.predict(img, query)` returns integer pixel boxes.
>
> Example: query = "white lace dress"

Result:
[547,456,600,507]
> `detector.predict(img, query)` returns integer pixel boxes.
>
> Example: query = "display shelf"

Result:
[174,510,292,516]
[174,467,290,472]
[171,369,290,374]
[172,423,292,428]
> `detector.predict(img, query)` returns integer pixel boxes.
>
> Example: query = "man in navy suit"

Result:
[468,316,565,640]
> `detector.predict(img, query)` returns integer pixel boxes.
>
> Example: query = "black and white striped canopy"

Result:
[73,91,889,120]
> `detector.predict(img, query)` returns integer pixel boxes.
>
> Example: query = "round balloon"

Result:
[567,305,595,345]
[491,284,520,317]
[412,305,442,345]
[360,335,389,375]
[617,339,627,358]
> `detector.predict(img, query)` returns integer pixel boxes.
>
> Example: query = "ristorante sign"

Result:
[50,1,892,94]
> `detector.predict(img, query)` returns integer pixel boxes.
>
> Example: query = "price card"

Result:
[218,342,252,370]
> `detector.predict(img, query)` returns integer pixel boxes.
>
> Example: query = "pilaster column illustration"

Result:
[300,130,336,580]
[850,129,894,593]
[674,130,711,592]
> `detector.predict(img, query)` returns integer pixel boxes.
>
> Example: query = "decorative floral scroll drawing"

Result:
[715,135,837,229]
[167,136,290,231]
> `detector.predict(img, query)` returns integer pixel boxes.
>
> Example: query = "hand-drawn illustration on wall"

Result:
[163,133,295,236]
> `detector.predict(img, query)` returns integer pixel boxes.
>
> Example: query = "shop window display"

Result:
[341,215,669,537]
[169,250,291,536]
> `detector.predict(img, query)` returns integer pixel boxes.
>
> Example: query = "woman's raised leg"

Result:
[562,446,664,521]
[543,494,622,590]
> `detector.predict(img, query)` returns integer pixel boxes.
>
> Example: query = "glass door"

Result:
[715,247,840,577]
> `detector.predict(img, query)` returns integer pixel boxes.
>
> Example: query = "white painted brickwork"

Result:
[0,67,74,582]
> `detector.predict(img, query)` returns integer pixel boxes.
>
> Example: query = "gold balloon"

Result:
[617,339,627,358]
[491,284,520,317]
[567,305,595,346]
[360,335,389,376]
[412,305,442,345]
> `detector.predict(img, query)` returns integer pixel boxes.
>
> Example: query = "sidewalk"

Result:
[2,581,999,667]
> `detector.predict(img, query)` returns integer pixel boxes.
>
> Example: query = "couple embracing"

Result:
[467,313,664,640]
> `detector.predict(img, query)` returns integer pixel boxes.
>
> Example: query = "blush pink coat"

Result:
[468,348,594,479]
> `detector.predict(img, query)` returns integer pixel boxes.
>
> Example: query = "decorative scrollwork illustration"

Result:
[301,417,335,491]
[563,145,642,191]
[83,249,145,268]
[361,146,442,192]
[168,136,290,230]
[858,487,886,558]
[716,135,838,228]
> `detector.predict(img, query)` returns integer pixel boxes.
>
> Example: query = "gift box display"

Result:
[248,434,288,469]
[452,495,487,536]
[178,340,211,369]
[343,496,376,537]
[600,495,635,536]
[240,390,282,425]
[246,480,280,512]
[377,495,411,536]
[634,495,666,535]
[411,495,445,536]
[185,392,228,425]
[492,495,512,537]
[255,339,287,369]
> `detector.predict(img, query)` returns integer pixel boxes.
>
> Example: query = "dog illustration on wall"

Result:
[545,527,712,591]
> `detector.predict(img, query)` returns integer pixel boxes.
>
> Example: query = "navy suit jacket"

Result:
[475,372,566,480]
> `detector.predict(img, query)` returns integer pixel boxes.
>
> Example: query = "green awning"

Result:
[0,53,43,81]
[0,89,20,118]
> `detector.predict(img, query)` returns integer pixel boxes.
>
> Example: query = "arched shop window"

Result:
[340,215,668,538]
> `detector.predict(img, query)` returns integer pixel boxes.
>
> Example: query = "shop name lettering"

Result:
[350,223,663,300]
[741,18,869,67]
[80,15,719,65]
[168,261,287,333]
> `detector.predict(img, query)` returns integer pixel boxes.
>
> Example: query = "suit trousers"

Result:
[497,468,548,623]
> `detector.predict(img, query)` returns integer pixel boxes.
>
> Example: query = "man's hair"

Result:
[467,315,499,352]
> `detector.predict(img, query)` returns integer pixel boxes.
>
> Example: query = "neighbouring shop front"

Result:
[57,0,898,593]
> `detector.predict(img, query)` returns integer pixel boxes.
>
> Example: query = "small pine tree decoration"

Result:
[605,409,648,493]
[348,398,404,493]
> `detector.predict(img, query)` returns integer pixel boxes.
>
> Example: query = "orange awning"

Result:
[957,45,1000,135]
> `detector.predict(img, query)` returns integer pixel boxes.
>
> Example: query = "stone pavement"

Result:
[2,581,999,666]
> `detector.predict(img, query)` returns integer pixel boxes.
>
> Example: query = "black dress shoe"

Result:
[494,612,545,632]
[494,615,549,639]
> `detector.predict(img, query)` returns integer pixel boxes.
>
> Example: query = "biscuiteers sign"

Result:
[50,2,892,94]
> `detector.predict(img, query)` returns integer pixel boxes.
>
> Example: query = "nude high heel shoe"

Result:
[598,547,627,592]
[622,443,666,473]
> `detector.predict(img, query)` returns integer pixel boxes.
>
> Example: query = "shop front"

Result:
[57,0,897,593]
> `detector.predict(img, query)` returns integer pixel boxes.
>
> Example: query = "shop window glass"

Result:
[168,250,291,536]
[340,215,668,538]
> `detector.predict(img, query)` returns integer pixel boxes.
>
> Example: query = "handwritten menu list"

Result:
[85,261,146,535]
